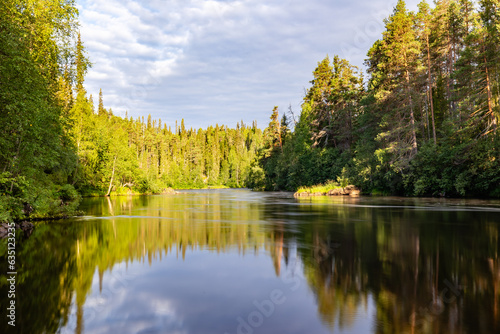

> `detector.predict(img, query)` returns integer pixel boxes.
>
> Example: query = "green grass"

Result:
[205,185,230,189]
[296,180,343,195]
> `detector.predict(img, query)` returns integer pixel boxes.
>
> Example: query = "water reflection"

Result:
[1,190,500,333]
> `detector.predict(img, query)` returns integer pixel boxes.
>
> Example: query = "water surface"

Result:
[1,189,500,333]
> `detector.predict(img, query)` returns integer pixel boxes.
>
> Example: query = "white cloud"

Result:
[79,0,423,126]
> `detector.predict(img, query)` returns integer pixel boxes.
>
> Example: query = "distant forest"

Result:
[1,0,499,221]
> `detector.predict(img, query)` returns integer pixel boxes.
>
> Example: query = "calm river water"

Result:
[2,189,500,334]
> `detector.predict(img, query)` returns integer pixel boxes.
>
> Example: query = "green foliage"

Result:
[336,167,350,188]
[405,134,500,197]
[65,110,264,195]
[245,165,267,191]
[0,172,81,222]
[0,0,81,221]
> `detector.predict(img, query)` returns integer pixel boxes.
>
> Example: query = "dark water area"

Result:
[1,189,500,333]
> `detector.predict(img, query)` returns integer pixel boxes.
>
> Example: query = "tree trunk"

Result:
[408,93,418,155]
[404,53,418,155]
[483,49,497,131]
[106,156,117,196]
[447,32,453,115]
[426,34,437,144]
[484,56,496,133]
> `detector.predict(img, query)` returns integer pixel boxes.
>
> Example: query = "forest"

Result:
[1,0,499,222]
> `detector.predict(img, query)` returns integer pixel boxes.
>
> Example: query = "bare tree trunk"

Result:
[106,156,117,196]
[288,104,297,126]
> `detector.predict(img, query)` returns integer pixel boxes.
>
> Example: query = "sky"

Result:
[78,0,422,130]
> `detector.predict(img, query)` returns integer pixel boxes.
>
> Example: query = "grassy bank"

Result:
[295,181,343,195]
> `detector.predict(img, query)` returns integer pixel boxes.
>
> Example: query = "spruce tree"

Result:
[98,88,106,116]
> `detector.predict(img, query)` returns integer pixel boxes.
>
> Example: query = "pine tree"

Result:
[75,32,88,95]
[98,88,106,116]
[382,0,420,155]
[366,0,421,168]
[455,0,499,136]
[417,0,437,144]
[478,0,499,133]
[302,56,334,147]
[430,0,452,114]
[329,55,363,150]
[266,106,282,150]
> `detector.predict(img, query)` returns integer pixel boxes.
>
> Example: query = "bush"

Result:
[57,184,80,202]
[405,135,500,198]
[245,165,266,191]
[0,172,82,221]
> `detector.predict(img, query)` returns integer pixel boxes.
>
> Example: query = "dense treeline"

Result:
[0,0,263,222]
[72,107,263,196]
[259,0,500,197]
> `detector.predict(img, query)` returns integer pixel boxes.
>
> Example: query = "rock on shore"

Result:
[0,221,34,239]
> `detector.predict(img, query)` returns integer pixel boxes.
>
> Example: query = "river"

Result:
[1,189,500,333]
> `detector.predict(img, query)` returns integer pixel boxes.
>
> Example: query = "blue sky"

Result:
[78,0,421,129]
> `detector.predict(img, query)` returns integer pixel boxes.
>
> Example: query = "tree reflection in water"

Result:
[1,191,499,333]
